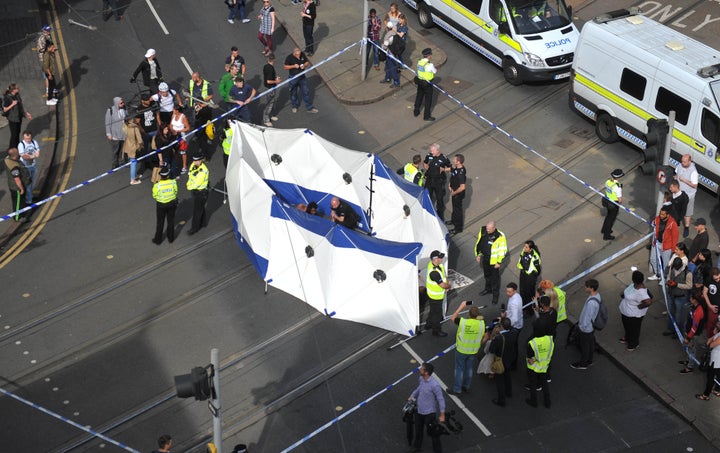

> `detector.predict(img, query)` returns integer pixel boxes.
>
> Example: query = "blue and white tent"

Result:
[226,122,448,336]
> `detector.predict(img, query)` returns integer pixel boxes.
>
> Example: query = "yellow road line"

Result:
[0,0,77,269]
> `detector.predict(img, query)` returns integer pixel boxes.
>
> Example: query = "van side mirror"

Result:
[498,22,510,35]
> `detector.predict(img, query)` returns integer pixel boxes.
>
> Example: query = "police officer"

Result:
[400,154,424,186]
[423,143,451,221]
[601,168,624,240]
[525,334,554,408]
[413,47,436,121]
[187,153,210,235]
[152,166,178,244]
[447,154,466,234]
[426,250,451,336]
[475,221,508,305]
[222,119,233,169]
[450,301,485,395]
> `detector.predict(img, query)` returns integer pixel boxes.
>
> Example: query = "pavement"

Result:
[1,0,719,450]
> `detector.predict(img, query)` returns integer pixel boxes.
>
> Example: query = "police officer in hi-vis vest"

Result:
[413,48,436,121]
[426,250,451,337]
[186,153,210,235]
[152,166,178,244]
[601,168,624,240]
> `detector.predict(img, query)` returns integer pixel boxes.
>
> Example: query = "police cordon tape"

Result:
[5,38,649,230]
[0,386,141,453]
[0,40,363,223]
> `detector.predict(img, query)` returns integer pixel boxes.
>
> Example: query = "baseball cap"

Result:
[694,218,707,226]
[42,25,52,32]
[158,82,169,91]
[430,250,445,260]
[145,48,156,58]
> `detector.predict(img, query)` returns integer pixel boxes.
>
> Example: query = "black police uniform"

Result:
[449,165,466,232]
[424,152,451,221]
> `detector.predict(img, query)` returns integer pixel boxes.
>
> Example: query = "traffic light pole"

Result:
[655,111,676,216]
[361,0,368,81]
[211,348,223,453]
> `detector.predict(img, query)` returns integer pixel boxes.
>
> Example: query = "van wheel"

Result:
[502,59,523,86]
[418,2,434,28]
[595,112,619,143]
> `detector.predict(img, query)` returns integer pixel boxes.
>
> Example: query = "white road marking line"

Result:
[401,342,492,436]
[145,0,169,35]
[180,57,193,75]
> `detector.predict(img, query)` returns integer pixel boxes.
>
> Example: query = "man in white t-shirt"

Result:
[18,130,40,204]
[675,154,699,238]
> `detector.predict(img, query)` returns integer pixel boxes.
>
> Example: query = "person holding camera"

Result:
[449,301,484,396]
[408,362,445,453]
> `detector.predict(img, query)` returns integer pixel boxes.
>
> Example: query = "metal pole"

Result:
[211,348,223,453]
[361,0,368,80]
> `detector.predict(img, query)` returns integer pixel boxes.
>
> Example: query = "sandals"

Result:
[713,390,720,397]
[696,394,710,401]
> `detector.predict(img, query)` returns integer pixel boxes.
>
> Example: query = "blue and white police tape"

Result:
[281,342,456,452]
[0,386,141,452]
[1,41,363,223]
[365,37,652,230]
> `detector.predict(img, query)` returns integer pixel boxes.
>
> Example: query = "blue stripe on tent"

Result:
[271,198,423,264]
[372,155,438,218]
[231,214,269,278]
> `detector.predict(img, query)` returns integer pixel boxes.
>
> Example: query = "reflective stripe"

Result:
[403,163,423,186]
[153,179,177,203]
[426,261,446,300]
[189,79,209,107]
[517,249,540,275]
[456,318,484,354]
[527,336,554,373]
[555,287,567,323]
[490,231,507,265]
[222,127,233,155]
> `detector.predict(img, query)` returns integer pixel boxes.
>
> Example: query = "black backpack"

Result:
[388,35,405,58]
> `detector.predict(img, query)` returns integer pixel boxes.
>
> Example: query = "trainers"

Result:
[227,19,234,24]
[570,362,588,370]
[270,116,279,121]
[130,179,142,185]
[618,337,627,344]
[242,18,251,23]
[181,167,188,175]
[292,107,298,113]
[307,108,319,113]
[264,121,273,127]
[647,275,660,281]
[46,99,58,105]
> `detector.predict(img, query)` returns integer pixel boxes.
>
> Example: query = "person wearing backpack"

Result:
[663,256,693,336]
[571,279,602,370]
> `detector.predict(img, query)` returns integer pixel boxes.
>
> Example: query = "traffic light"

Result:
[174,366,212,401]
[639,118,669,175]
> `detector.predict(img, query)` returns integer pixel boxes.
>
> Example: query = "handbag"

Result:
[490,335,505,375]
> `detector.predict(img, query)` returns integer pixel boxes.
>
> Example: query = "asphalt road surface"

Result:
[2,0,720,451]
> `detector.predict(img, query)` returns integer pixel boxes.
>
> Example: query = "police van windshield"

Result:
[506,0,572,34]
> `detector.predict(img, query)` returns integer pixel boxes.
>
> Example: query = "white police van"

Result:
[570,9,720,195]
[403,0,578,85]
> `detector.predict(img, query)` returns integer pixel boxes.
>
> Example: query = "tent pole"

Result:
[367,163,376,233]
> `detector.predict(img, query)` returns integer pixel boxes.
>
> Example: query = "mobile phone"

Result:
[466,300,473,305]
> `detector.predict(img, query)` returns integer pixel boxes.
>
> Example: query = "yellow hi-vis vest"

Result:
[189,79,210,107]
[527,335,554,373]
[187,163,209,191]
[456,317,485,355]
[223,127,233,156]
[404,163,423,186]
[605,179,620,202]
[554,286,567,322]
[417,58,434,82]
[153,179,178,203]
[475,230,508,265]
[426,261,446,301]
[517,249,541,275]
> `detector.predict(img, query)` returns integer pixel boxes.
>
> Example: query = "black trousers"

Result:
[601,202,619,236]
[621,314,643,349]
[154,200,177,243]
[450,193,464,232]
[427,298,444,332]
[8,120,22,149]
[519,272,538,307]
[494,366,512,404]
[190,189,208,231]
[578,330,595,365]
[413,412,442,453]
[482,258,500,304]
[703,366,720,396]
[527,369,550,407]
[426,180,445,221]
[9,189,27,220]
[414,79,433,118]
[303,24,314,54]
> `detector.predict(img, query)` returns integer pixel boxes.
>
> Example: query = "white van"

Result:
[403,0,579,85]
[570,9,720,195]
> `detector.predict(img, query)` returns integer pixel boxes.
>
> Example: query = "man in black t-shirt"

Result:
[262,53,281,126]
[448,154,466,234]
[283,47,318,114]
[330,196,359,229]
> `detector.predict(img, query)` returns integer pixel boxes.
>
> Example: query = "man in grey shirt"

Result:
[571,279,601,370]
[408,362,445,453]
